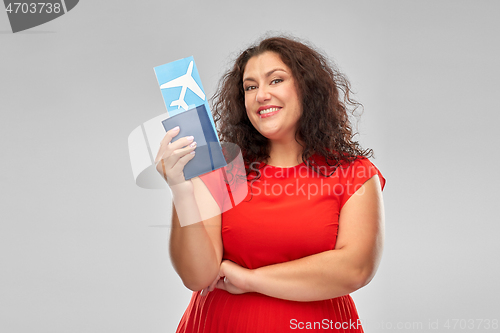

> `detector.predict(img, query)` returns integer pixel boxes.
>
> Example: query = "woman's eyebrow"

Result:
[264,68,287,77]
[243,68,288,83]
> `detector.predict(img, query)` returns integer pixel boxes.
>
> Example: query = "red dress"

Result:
[176,157,386,333]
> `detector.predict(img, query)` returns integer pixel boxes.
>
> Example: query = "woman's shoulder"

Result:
[309,151,385,187]
[336,156,386,202]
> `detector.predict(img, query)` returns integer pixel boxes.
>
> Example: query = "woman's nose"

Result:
[255,85,271,103]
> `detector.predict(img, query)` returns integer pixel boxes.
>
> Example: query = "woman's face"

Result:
[242,51,302,143]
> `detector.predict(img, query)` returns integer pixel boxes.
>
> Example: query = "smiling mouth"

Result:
[258,107,281,115]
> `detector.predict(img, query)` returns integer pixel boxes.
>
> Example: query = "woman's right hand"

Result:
[154,126,197,193]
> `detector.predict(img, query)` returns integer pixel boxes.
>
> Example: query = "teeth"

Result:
[259,107,280,114]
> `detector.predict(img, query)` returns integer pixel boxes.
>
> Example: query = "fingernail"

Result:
[190,150,196,155]
[186,136,194,141]
[189,141,196,147]
[171,126,180,132]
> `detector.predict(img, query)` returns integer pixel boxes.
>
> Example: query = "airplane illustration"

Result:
[159,61,205,111]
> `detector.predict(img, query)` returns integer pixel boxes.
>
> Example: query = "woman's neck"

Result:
[267,139,304,167]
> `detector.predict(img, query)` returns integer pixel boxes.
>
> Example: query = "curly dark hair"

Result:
[212,35,373,178]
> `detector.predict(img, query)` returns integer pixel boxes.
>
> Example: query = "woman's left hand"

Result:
[201,260,252,296]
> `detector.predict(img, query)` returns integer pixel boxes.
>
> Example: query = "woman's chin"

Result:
[258,129,281,140]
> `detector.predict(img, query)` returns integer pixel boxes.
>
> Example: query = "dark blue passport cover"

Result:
[161,105,227,180]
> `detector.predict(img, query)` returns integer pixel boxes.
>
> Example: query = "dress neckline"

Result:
[263,162,306,169]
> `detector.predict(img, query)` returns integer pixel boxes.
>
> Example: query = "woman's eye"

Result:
[271,79,283,85]
[244,85,257,91]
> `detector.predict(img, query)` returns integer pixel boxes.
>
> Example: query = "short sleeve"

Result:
[198,168,228,212]
[338,157,386,209]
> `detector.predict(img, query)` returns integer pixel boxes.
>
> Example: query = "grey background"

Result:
[1,1,499,332]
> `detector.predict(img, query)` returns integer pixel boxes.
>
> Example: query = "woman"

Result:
[156,36,386,332]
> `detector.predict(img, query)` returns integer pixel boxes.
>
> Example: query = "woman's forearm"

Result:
[154,128,223,291]
[169,187,222,291]
[247,247,378,302]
